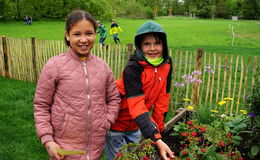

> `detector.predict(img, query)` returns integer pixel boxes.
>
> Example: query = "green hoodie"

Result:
[134,20,169,63]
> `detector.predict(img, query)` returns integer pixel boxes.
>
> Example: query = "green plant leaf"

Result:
[232,118,243,124]
[233,135,243,140]
[251,145,259,156]
[236,123,247,130]
[225,122,234,127]
[232,139,241,145]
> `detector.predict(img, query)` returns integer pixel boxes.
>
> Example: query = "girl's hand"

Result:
[156,139,175,160]
[45,141,64,160]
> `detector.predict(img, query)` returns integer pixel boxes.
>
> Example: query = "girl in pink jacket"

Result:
[34,10,121,160]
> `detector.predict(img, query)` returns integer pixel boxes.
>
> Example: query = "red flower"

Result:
[182,151,189,155]
[237,156,243,160]
[200,127,206,132]
[219,141,225,147]
[200,148,207,153]
[186,121,192,125]
[227,132,232,139]
[197,137,202,142]
[186,158,191,160]
[190,132,197,137]
[181,132,188,137]
[116,152,122,157]
[143,156,149,160]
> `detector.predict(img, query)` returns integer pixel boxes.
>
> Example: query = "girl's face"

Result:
[140,34,163,60]
[66,19,96,56]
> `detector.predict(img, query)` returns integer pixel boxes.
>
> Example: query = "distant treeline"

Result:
[0,0,259,21]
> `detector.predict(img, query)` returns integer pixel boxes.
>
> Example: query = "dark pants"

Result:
[113,33,120,44]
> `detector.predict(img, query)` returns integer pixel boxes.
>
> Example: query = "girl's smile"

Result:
[66,19,96,56]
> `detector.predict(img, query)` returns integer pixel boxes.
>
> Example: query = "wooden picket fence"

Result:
[0,36,259,114]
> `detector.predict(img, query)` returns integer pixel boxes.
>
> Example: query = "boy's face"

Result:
[141,34,163,60]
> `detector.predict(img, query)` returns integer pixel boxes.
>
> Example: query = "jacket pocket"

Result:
[59,114,69,137]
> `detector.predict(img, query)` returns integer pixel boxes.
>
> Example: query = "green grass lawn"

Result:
[0,76,108,160]
[0,16,259,56]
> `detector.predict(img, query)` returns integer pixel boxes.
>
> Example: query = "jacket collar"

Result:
[67,47,93,62]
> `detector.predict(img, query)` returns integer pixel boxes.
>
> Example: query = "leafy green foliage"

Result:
[192,104,217,125]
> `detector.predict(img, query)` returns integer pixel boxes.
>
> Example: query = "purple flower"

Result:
[192,71,202,75]
[175,82,185,87]
[191,78,202,84]
[249,112,255,118]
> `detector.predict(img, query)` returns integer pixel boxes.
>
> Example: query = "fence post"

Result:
[31,37,37,83]
[191,48,203,105]
[126,43,133,60]
[2,36,10,78]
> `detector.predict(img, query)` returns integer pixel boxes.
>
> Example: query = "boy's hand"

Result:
[45,141,64,160]
[156,139,175,160]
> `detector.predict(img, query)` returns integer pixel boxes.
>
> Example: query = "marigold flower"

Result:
[187,105,194,110]
[240,110,247,114]
[183,98,191,101]
[218,100,227,106]
[223,98,233,101]
[211,110,218,113]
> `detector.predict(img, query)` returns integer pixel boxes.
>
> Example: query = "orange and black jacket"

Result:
[110,54,172,141]
[111,21,172,141]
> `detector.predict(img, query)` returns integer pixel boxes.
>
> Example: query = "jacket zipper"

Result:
[83,61,91,160]
[147,67,158,102]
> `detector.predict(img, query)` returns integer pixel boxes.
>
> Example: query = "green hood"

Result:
[134,20,169,62]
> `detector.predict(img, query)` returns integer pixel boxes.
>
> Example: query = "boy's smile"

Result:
[140,34,163,60]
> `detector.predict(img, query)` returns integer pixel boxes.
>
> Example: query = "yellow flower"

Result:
[183,98,191,101]
[236,101,240,104]
[223,98,234,101]
[240,110,247,115]
[187,105,194,110]
[218,101,227,106]
[211,110,218,113]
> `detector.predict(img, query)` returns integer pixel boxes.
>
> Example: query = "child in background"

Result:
[96,20,108,48]
[105,20,175,160]
[34,10,121,160]
[110,19,122,44]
